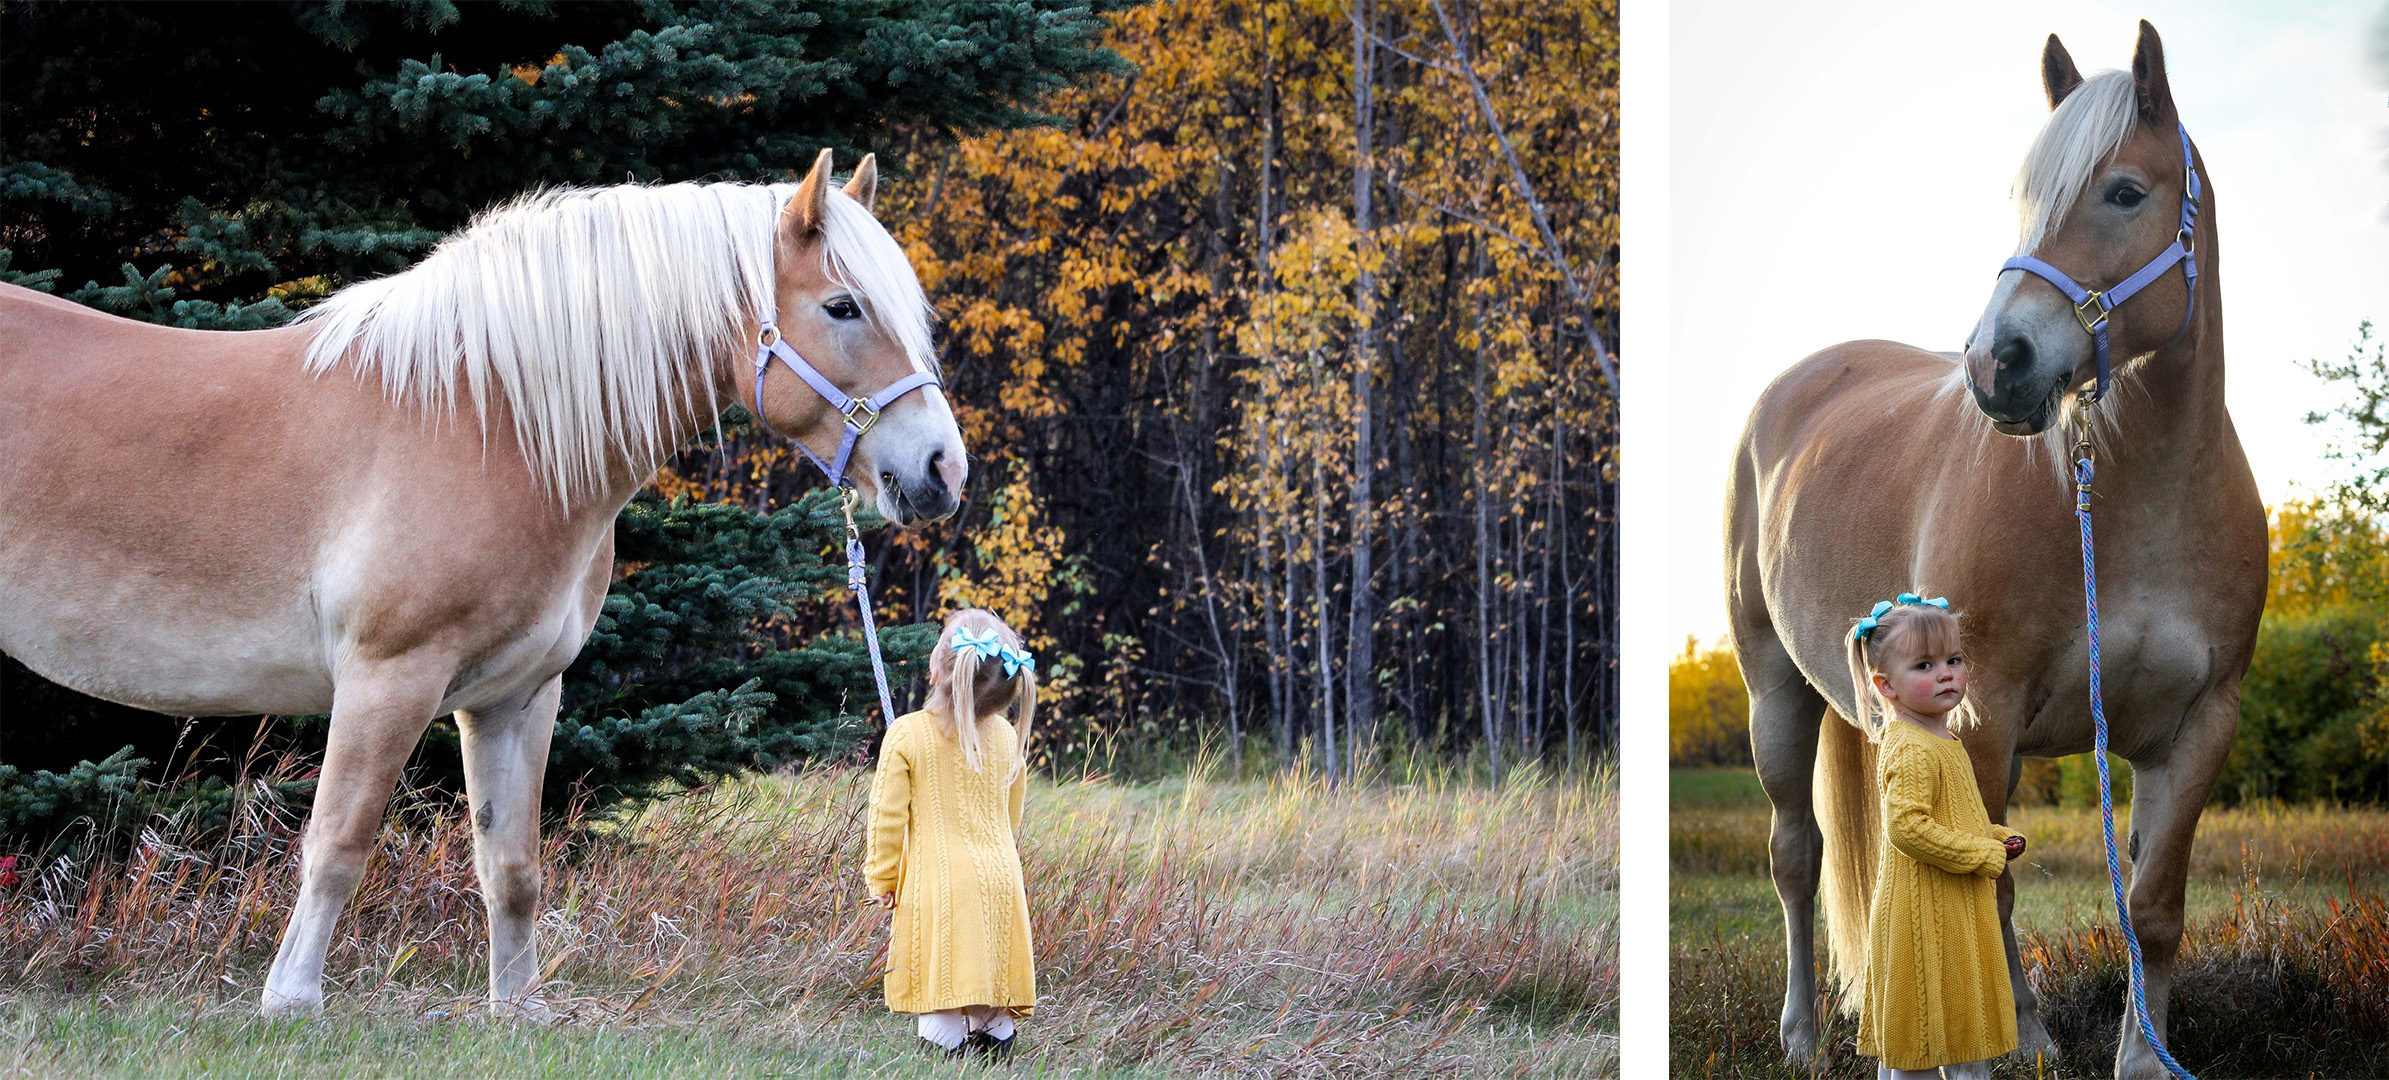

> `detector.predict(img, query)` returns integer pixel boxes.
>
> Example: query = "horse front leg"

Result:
[1980,746,2059,1063]
[457,675,561,1017]
[2112,688,2235,1079]
[261,667,445,1016]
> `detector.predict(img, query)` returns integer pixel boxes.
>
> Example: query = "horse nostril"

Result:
[925,451,950,496]
[881,471,896,490]
[1993,332,2034,375]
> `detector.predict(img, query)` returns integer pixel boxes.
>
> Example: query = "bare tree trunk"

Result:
[1345,0,1379,783]
[1282,510,1302,765]
[1470,243,1501,782]
[1312,449,1338,784]
[1556,393,1578,766]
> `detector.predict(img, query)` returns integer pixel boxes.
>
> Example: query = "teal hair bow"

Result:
[999,645,1036,679]
[951,627,1004,661]
[1852,594,1951,641]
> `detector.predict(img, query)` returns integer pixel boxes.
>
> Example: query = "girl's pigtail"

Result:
[1845,628,1883,739]
[951,640,986,773]
[1008,667,1036,784]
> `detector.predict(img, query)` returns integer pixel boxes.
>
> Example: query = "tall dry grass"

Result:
[0,756,1615,1077]
[1671,768,2389,1078]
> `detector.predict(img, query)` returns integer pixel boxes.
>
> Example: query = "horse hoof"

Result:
[259,987,322,1018]
[489,996,558,1025]
[2015,1013,2059,1060]
[1779,1025,1819,1064]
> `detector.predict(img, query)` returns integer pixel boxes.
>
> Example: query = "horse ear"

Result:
[2041,34,2083,111]
[843,153,878,211]
[782,148,835,237]
[2130,20,2176,125]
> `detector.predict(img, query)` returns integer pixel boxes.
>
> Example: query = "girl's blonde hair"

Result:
[1844,599,1972,739]
[927,608,1037,780]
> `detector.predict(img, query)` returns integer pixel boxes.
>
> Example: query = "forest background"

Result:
[0,0,1616,832]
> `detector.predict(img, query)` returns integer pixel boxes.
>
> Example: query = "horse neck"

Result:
[2096,240,2229,503]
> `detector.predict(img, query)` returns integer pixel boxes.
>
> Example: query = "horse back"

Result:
[1727,340,1994,711]
[0,285,610,716]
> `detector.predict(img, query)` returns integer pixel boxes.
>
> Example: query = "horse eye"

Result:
[2109,186,2145,208]
[823,298,861,320]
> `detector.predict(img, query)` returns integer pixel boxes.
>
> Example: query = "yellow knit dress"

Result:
[1858,720,2020,1070]
[864,709,1036,1015]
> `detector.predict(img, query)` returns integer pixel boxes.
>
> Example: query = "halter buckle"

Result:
[758,325,778,348]
[2072,292,2110,336]
[840,397,882,436]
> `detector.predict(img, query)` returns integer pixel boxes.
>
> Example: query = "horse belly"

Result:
[0,572,334,716]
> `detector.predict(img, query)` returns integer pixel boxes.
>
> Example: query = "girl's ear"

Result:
[1872,670,1895,699]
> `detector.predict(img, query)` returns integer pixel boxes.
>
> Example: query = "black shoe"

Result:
[919,1036,967,1059]
[965,1030,1016,1060]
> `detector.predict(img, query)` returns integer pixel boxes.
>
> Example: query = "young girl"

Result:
[1846,594,2027,1080]
[864,608,1039,1056]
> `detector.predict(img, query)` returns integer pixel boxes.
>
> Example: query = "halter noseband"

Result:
[1998,122,2201,403]
[750,309,940,488]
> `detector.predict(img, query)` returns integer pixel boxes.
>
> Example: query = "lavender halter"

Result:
[1998,123,2201,402]
[748,249,942,725]
[751,328,940,489]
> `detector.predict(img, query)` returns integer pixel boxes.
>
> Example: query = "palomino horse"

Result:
[0,150,967,1016]
[1727,22,2261,1078]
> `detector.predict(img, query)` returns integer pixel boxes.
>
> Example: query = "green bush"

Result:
[2222,605,2389,805]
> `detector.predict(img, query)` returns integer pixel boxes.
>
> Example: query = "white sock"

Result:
[1877,1067,1939,1080]
[1939,1062,1990,1080]
[916,1010,968,1049]
[960,1004,1016,1040]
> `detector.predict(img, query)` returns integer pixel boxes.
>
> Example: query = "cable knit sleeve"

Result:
[864,720,914,898]
[1009,763,1027,835]
[1882,738,2009,879]
[1989,823,2021,844]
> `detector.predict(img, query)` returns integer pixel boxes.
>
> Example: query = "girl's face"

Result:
[1872,640,1967,719]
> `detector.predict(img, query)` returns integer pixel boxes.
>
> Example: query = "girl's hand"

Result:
[2004,834,2027,861]
[875,892,897,911]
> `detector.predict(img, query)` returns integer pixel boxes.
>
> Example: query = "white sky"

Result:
[1667,0,2389,647]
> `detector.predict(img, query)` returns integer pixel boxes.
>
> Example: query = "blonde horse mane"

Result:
[296,180,934,503]
[2014,69,2139,256]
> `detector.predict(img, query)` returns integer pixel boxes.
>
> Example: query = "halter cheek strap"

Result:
[1999,123,2201,402]
[750,324,940,488]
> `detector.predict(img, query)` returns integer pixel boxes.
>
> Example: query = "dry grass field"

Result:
[0,759,1614,1078]
[1671,768,2389,1078]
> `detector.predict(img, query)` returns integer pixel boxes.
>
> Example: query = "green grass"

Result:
[1667,768,1766,810]
[0,762,1616,1078]
[1671,767,2389,1079]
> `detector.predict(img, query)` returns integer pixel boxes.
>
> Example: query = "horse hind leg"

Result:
[261,668,445,1016]
[457,675,562,1018]
[1742,629,1832,1063]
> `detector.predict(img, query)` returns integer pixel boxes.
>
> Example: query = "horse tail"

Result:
[1814,703,1879,1013]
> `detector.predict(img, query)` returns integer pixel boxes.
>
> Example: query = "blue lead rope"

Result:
[2075,449,2196,1080]
[839,492,899,724]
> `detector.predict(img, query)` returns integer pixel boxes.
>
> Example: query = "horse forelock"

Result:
[295,180,931,504]
[817,192,938,379]
[2013,69,2139,256]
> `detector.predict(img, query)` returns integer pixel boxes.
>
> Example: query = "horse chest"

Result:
[2008,599,2219,760]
